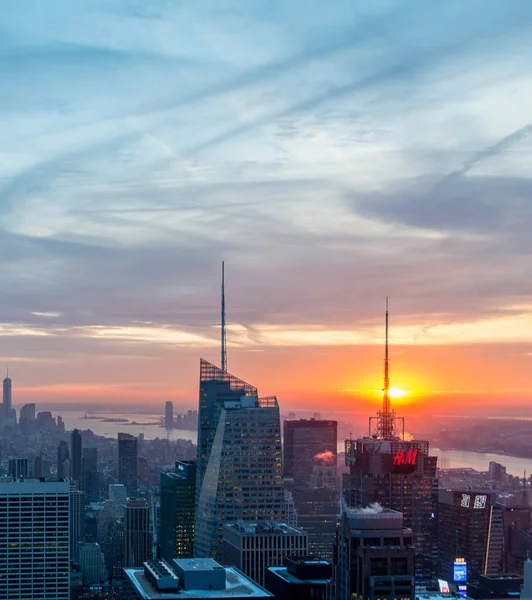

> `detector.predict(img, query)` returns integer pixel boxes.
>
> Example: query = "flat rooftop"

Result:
[268,566,331,586]
[225,521,304,536]
[124,566,273,599]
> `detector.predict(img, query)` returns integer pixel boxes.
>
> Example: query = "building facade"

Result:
[165,401,174,428]
[0,477,70,600]
[160,461,196,561]
[71,429,82,484]
[334,508,415,600]
[125,497,151,567]
[118,432,138,497]
[223,521,308,586]
[194,359,284,561]
[343,437,438,583]
[265,555,332,600]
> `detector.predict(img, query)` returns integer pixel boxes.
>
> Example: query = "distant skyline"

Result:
[2,1,532,415]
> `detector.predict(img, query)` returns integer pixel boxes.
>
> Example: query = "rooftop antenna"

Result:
[382,297,393,439]
[221,261,227,372]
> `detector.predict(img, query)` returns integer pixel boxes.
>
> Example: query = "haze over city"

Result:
[2,1,532,416]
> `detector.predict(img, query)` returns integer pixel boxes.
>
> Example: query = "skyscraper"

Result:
[165,401,174,428]
[57,440,70,477]
[8,457,30,478]
[82,445,99,502]
[0,477,70,600]
[118,432,138,496]
[71,429,82,484]
[124,497,151,567]
[70,487,86,560]
[334,508,415,600]
[342,302,438,583]
[194,359,284,561]
[160,461,196,562]
[283,419,337,487]
[2,371,12,419]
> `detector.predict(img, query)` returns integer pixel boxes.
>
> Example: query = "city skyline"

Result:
[2,1,532,415]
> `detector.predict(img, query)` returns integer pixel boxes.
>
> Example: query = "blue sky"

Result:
[2,1,532,407]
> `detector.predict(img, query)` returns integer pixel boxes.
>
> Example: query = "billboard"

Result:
[453,558,467,582]
[438,580,450,593]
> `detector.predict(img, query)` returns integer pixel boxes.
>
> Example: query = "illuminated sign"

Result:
[459,493,487,509]
[453,559,467,582]
[457,584,467,596]
[393,449,418,466]
[438,580,450,593]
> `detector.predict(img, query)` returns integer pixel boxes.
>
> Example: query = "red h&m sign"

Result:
[393,448,418,466]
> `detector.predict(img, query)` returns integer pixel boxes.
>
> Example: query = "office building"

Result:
[71,487,86,560]
[33,453,51,477]
[125,497,151,567]
[78,536,108,584]
[57,440,70,477]
[165,401,174,428]
[72,429,82,484]
[8,456,30,478]
[19,403,36,433]
[223,521,308,587]
[343,303,438,583]
[160,461,196,561]
[265,555,332,600]
[118,432,138,496]
[438,490,504,584]
[195,359,284,561]
[123,557,274,599]
[107,517,125,578]
[0,477,70,600]
[109,482,128,512]
[334,508,415,600]
[2,372,12,419]
[82,445,99,502]
[283,419,337,487]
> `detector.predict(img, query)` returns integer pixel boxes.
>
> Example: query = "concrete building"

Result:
[125,497,151,567]
[8,456,30,478]
[118,432,138,496]
[78,536,108,584]
[123,557,273,599]
[265,555,332,600]
[0,477,70,600]
[334,508,415,600]
[223,521,308,586]
[160,461,196,561]
[195,360,284,561]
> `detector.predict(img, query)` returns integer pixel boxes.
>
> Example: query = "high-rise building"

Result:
[78,535,108,584]
[82,445,99,502]
[0,477,70,600]
[342,302,438,583]
[19,403,36,433]
[107,517,125,578]
[265,555,332,600]
[57,440,70,477]
[223,521,308,587]
[334,508,415,600]
[194,359,284,561]
[109,482,128,512]
[438,490,504,585]
[71,429,82,484]
[165,401,174,428]
[118,432,138,496]
[125,497,151,567]
[283,419,337,487]
[160,461,196,562]
[8,457,30,478]
[70,487,86,560]
[33,453,51,477]
[2,371,12,419]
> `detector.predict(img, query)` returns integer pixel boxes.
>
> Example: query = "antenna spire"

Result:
[381,296,394,439]
[221,261,227,372]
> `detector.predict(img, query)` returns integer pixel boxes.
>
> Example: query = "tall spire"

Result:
[221,261,227,372]
[381,296,394,440]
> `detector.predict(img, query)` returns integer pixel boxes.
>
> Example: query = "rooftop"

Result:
[124,565,272,599]
[225,521,304,536]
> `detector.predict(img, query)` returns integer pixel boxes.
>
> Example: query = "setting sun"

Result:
[388,387,408,399]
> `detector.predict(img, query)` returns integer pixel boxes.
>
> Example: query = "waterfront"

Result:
[433,447,532,477]
[57,409,197,443]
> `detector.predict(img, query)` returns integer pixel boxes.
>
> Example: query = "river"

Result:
[432,447,532,477]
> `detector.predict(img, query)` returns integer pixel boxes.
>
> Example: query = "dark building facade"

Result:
[334,509,415,600]
[82,445,99,502]
[124,497,150,567]
[57,440,70,477]
[118,433,138,497]
[160,461,196,562]
[283,419,337,487]
[265,555,332,600]
[438,490,504,585]
[343,437,438,583]
[71,429,82,484]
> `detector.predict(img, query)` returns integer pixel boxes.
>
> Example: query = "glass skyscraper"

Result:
[194,359,284,561]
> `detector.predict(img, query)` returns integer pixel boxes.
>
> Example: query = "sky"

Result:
[2,1,532,417]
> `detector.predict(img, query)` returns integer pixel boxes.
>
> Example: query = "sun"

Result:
[388,387,408,399]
